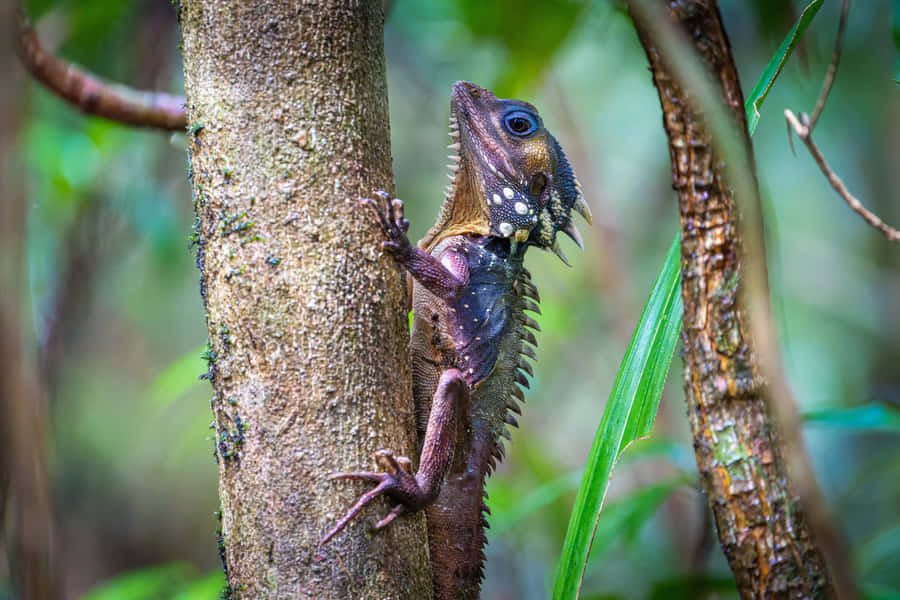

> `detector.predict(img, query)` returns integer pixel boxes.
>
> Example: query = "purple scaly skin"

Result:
[322,82,592,600]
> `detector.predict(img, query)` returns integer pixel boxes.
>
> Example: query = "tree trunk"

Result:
[631,2,835,598]
[178,2,432,598]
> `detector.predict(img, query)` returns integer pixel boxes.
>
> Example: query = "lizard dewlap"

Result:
[323,81,591,600]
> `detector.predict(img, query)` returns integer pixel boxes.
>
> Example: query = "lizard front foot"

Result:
[360,191,413,257]
[321,449,425,544]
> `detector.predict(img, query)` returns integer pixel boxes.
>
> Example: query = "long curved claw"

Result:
[374,448,402,473]
[375,504,407,530]
[360,196,391,233]
[320,480,392,545]
[390,199,410,235]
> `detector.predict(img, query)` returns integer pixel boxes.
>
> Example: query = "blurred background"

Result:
[2,0,899,598]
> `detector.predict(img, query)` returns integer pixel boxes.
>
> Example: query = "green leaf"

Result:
[745,0,824,135]
[551,233,682,600]
[803,403,900,432]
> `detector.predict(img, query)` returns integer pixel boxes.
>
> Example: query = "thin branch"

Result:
[785,110,900,242]
[785,0,900,243]
[808,0,849,131]
[15,9,187,131]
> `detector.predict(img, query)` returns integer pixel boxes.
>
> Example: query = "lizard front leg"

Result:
[321,368,468,544]
[361,191,469,302]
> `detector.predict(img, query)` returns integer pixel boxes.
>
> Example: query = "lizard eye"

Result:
[503,110,537,136]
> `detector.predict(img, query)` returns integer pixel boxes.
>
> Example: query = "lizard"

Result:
[321,81,592,600]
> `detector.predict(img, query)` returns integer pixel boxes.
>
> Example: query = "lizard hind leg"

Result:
[320,369,468,545]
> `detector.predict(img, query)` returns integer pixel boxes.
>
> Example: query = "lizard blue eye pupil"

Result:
[504,111,536,136]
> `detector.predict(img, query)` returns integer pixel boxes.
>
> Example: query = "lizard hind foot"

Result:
[320,449,416,545]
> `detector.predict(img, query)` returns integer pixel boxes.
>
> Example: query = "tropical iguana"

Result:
[322,81,591,599]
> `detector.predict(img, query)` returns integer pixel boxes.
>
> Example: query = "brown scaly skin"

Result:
[322,82,591,599]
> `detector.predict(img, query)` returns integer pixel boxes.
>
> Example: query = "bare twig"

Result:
[14,9,187,131]
[785,111,900,242]
[785,0,900,244]
[808,0,849,131]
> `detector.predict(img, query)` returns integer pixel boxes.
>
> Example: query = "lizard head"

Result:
[420,81,592,264]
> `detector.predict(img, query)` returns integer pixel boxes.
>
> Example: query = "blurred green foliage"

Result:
[455,0,587,95]
[80,565,223,600]
[6,0,899,599]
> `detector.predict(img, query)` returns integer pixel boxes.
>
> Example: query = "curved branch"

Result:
[15,10,186,131]
[785,110,900,243]
[784,0,899,244]
[808,0,849,131]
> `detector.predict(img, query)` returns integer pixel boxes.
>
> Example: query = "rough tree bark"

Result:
[631,2,836,598]
[178,1,432,598]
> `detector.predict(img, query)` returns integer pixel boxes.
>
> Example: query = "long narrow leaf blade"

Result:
[551,233,682,600]
[745,0,824,135]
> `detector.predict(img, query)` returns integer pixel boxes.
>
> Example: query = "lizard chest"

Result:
[411,235,523,390]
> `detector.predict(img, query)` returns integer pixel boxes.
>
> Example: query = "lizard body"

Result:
[323,81,591,599]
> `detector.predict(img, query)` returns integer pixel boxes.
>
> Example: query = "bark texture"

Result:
[178,1,432,598]
[632,2,835,598]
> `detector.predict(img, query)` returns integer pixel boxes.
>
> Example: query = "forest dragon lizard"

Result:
[322,81,591,599]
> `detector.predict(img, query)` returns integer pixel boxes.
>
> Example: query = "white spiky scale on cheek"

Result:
[514,201,527,215]
[499,222,514,237]
[503,187,515,200]
[442,114,464,205]
[493,193,502,205]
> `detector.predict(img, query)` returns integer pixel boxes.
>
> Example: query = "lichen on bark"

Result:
[178,1,432,597]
